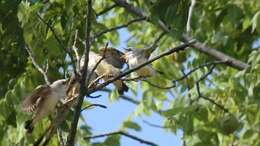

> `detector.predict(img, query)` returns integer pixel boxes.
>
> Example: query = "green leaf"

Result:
[162,107,183,117]
[123,121,141,131]
[252,11,260,33]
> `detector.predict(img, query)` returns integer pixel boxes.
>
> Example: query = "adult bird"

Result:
[122,46,157,78]
[21,79,68,133]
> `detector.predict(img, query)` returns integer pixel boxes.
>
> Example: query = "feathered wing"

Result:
[99,48,128,94]
[99,47,126,69]
[21,85,51,113]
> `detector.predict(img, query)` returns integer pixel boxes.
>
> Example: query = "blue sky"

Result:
[83,29,182,146]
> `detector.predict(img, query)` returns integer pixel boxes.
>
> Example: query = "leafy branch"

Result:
[84,131,158,146]
[92,17,146,40]
[113,0,249,70]
[195,64,229,113]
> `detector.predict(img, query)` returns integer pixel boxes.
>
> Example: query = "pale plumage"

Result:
[21,79,68,133]
[123,47,157,77]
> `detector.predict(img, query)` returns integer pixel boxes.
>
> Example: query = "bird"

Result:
[21,79,69,133]
[65,68,98,101]
[82,47,128,95]
[122,46,157,78]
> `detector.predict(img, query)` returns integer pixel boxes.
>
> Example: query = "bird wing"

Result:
[99,47,126,69]
[21,85,51,113]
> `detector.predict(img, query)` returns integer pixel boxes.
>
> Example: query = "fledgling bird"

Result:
[66,69,98,100]
[21,79,68,133]
[84,48,128,94]
[122,47,157,77]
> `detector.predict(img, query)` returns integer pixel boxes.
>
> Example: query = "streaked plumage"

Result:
[86,49,128,94]
[66,47,128,96]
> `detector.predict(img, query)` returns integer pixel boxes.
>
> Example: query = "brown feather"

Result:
[21,85,51,113]
[99,47,126,69]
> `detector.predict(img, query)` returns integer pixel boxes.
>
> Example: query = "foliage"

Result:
[0,0,259,145]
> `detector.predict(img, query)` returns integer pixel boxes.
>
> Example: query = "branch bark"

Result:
[113,0,249,70]
[66,0,92,145]
[92,17,146,40]
[25,46,50,85]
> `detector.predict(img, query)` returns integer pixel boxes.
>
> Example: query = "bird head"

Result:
[51,79,69,92]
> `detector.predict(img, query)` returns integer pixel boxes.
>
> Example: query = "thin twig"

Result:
[36,13,65,50]
[122,76,145,81]
[25,46,50,85]
[92,17,146,39]
[142,120,168,129]
[120,95,140,105]
[72,29,80,72]
[97,4,118,17]
[195,65,229,113]
[36,13,78,74]
[144,31,166,51]
[81,104,107,112]
[84,131,158,146]
[143,61,226,89]
[66,0,92,145]
[87,42,109,86]
[186,0,196,33]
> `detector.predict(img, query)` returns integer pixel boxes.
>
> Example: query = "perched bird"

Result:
[21,79,68,133]
[83,48,128,94]
[122,47,157,77]
[66,69,98,100]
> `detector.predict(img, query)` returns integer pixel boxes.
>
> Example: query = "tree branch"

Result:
[92,17,146,39]
[181,35,249,70]
[66,0,92,145]
[96,3,118,17]
[87,42,109,86]
[143,60,226,89]
[120,95,140,105]
[142,120,167,129]
[113,0,249,70]
[36,13,78,74]
[84,131,158,146]
[72,29,80,73]
[186,0,196,33]
[81,103,107,112]
[195,65,229,113]
[25,46,50,85]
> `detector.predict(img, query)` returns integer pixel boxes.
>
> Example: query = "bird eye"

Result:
[125,48,132,51]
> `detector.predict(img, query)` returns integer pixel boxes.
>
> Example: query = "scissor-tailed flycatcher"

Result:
[122,47,157,77]
[21,79,68,133]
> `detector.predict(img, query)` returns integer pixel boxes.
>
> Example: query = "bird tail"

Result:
[25,119,34,133]
[114,80,129,95]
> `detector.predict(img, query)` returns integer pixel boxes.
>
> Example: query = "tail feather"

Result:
[117,81,129,95]
[25,120,34,133]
